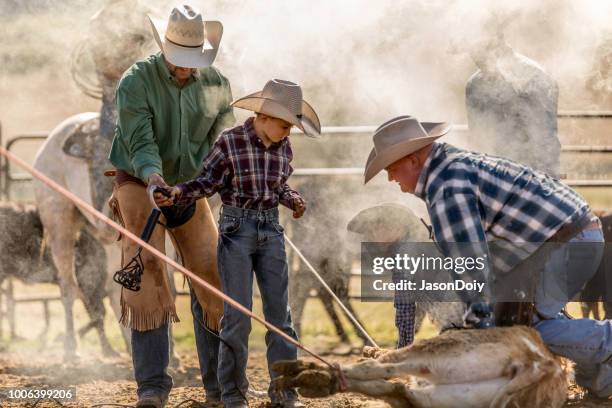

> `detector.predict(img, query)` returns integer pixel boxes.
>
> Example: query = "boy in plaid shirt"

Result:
[157,79,320,408]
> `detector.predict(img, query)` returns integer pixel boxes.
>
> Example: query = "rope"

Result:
[0,146,334,370]
[70,39,103,100]
[284,235,379,348]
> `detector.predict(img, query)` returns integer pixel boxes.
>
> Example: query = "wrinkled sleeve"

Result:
[115,76,161,181]
[175,138,229,205]
[208,74,236,150]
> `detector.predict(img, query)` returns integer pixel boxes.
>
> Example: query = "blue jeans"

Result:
[131,287,221,399]
[216,205,298,405]
[534,228,612,396]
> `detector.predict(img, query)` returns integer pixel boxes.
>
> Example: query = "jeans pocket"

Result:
[219,216,242,235]
[270,221,285,234]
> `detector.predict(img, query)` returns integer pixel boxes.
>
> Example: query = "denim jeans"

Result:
[131,287,221,399]
[533,228,612,396]
[216,205,299,405]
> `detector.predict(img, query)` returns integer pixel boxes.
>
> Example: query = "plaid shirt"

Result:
[416,143,590,274]
[176,117,302,210]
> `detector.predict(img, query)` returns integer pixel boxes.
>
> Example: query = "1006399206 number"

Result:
[1,387,76,401]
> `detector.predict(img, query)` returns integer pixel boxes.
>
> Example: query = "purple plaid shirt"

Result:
[176,117,302,210]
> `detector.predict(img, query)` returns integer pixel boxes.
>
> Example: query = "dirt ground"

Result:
[0,350,377,408]
[1,349,611,408]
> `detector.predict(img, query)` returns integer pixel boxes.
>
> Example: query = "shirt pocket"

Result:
[267,153,290,191]
[186,94,220,143]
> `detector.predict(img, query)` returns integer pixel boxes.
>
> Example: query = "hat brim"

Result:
[148,15,223,69]
[347,203,418,235]
[364,122,450,184]
[231,92,321,137]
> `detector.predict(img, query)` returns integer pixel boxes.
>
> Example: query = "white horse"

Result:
[33,112,126,360]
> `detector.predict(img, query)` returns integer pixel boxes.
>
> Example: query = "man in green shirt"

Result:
[108,5,234,407]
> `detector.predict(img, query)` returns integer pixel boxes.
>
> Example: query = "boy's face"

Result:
[261,116,293,144]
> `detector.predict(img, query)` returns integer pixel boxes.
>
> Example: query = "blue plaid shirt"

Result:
[416,143,590,274]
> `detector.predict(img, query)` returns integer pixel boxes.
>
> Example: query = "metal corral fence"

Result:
[1,111,612,339]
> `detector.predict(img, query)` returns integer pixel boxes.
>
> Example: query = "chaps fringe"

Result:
[119,295,180,331]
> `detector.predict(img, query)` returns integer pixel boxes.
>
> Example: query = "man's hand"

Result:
[463,302,495,329]
[148,173,178,207]
[292,197,306,219]
[147,173,168,188]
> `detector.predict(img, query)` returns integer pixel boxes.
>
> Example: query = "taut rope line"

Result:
[284,235,379,347]
[0,146,334,368]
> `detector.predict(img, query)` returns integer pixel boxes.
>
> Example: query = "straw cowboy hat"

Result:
[232,79,321,137]
[364,116,450,183]
[148,4,223,68]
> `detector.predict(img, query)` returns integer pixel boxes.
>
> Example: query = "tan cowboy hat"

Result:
[148,4,223,68]
[364,115,450,183]
[231,79,321,137]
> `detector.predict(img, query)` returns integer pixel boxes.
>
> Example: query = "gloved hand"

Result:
[463,302,495,329]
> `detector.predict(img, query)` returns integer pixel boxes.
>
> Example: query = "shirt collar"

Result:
[414,142,441,200]
[244,117,287,149]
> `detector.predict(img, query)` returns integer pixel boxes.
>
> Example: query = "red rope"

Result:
[0,146,334,369]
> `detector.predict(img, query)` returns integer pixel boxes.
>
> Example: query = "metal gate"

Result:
[1,111,611,340]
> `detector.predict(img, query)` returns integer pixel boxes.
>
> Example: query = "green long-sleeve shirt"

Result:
[109,53,235,185]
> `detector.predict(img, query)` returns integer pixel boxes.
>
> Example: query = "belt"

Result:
[110,169,146,187]
[548,211,601,243]
[221,204,279,221]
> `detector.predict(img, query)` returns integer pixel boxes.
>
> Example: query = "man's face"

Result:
[166,60,197,81]
[261,116,293,144]
[385,155,421,193]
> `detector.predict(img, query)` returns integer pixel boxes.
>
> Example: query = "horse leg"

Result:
[288,261,310,340]
[80,296,118,357]
[43,206,81,362]
[166,264,182,371]
[75,232,119,358]
[339,287,373,346]
[319,290,350,344]
[104,244,131,352]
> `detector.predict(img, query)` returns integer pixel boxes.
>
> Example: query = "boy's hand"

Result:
[153,186,182,207]
[148,173,179,207]
[293,198,306,218]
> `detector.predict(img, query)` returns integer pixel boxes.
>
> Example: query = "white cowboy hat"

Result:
[231,79,321,137]
[364,116,450,183]
[347,203,420,235]
[148,4,223,69]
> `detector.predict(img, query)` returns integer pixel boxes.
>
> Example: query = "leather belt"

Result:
[548,211,600,243]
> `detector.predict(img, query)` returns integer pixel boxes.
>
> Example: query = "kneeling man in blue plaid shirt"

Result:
[364,115,611,398]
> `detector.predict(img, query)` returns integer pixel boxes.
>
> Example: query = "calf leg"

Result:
[345,342,505,384]
[274,360,507,408]
[490,359,564,408]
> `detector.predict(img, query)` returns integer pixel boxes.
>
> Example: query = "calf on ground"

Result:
[274,326,567,408]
